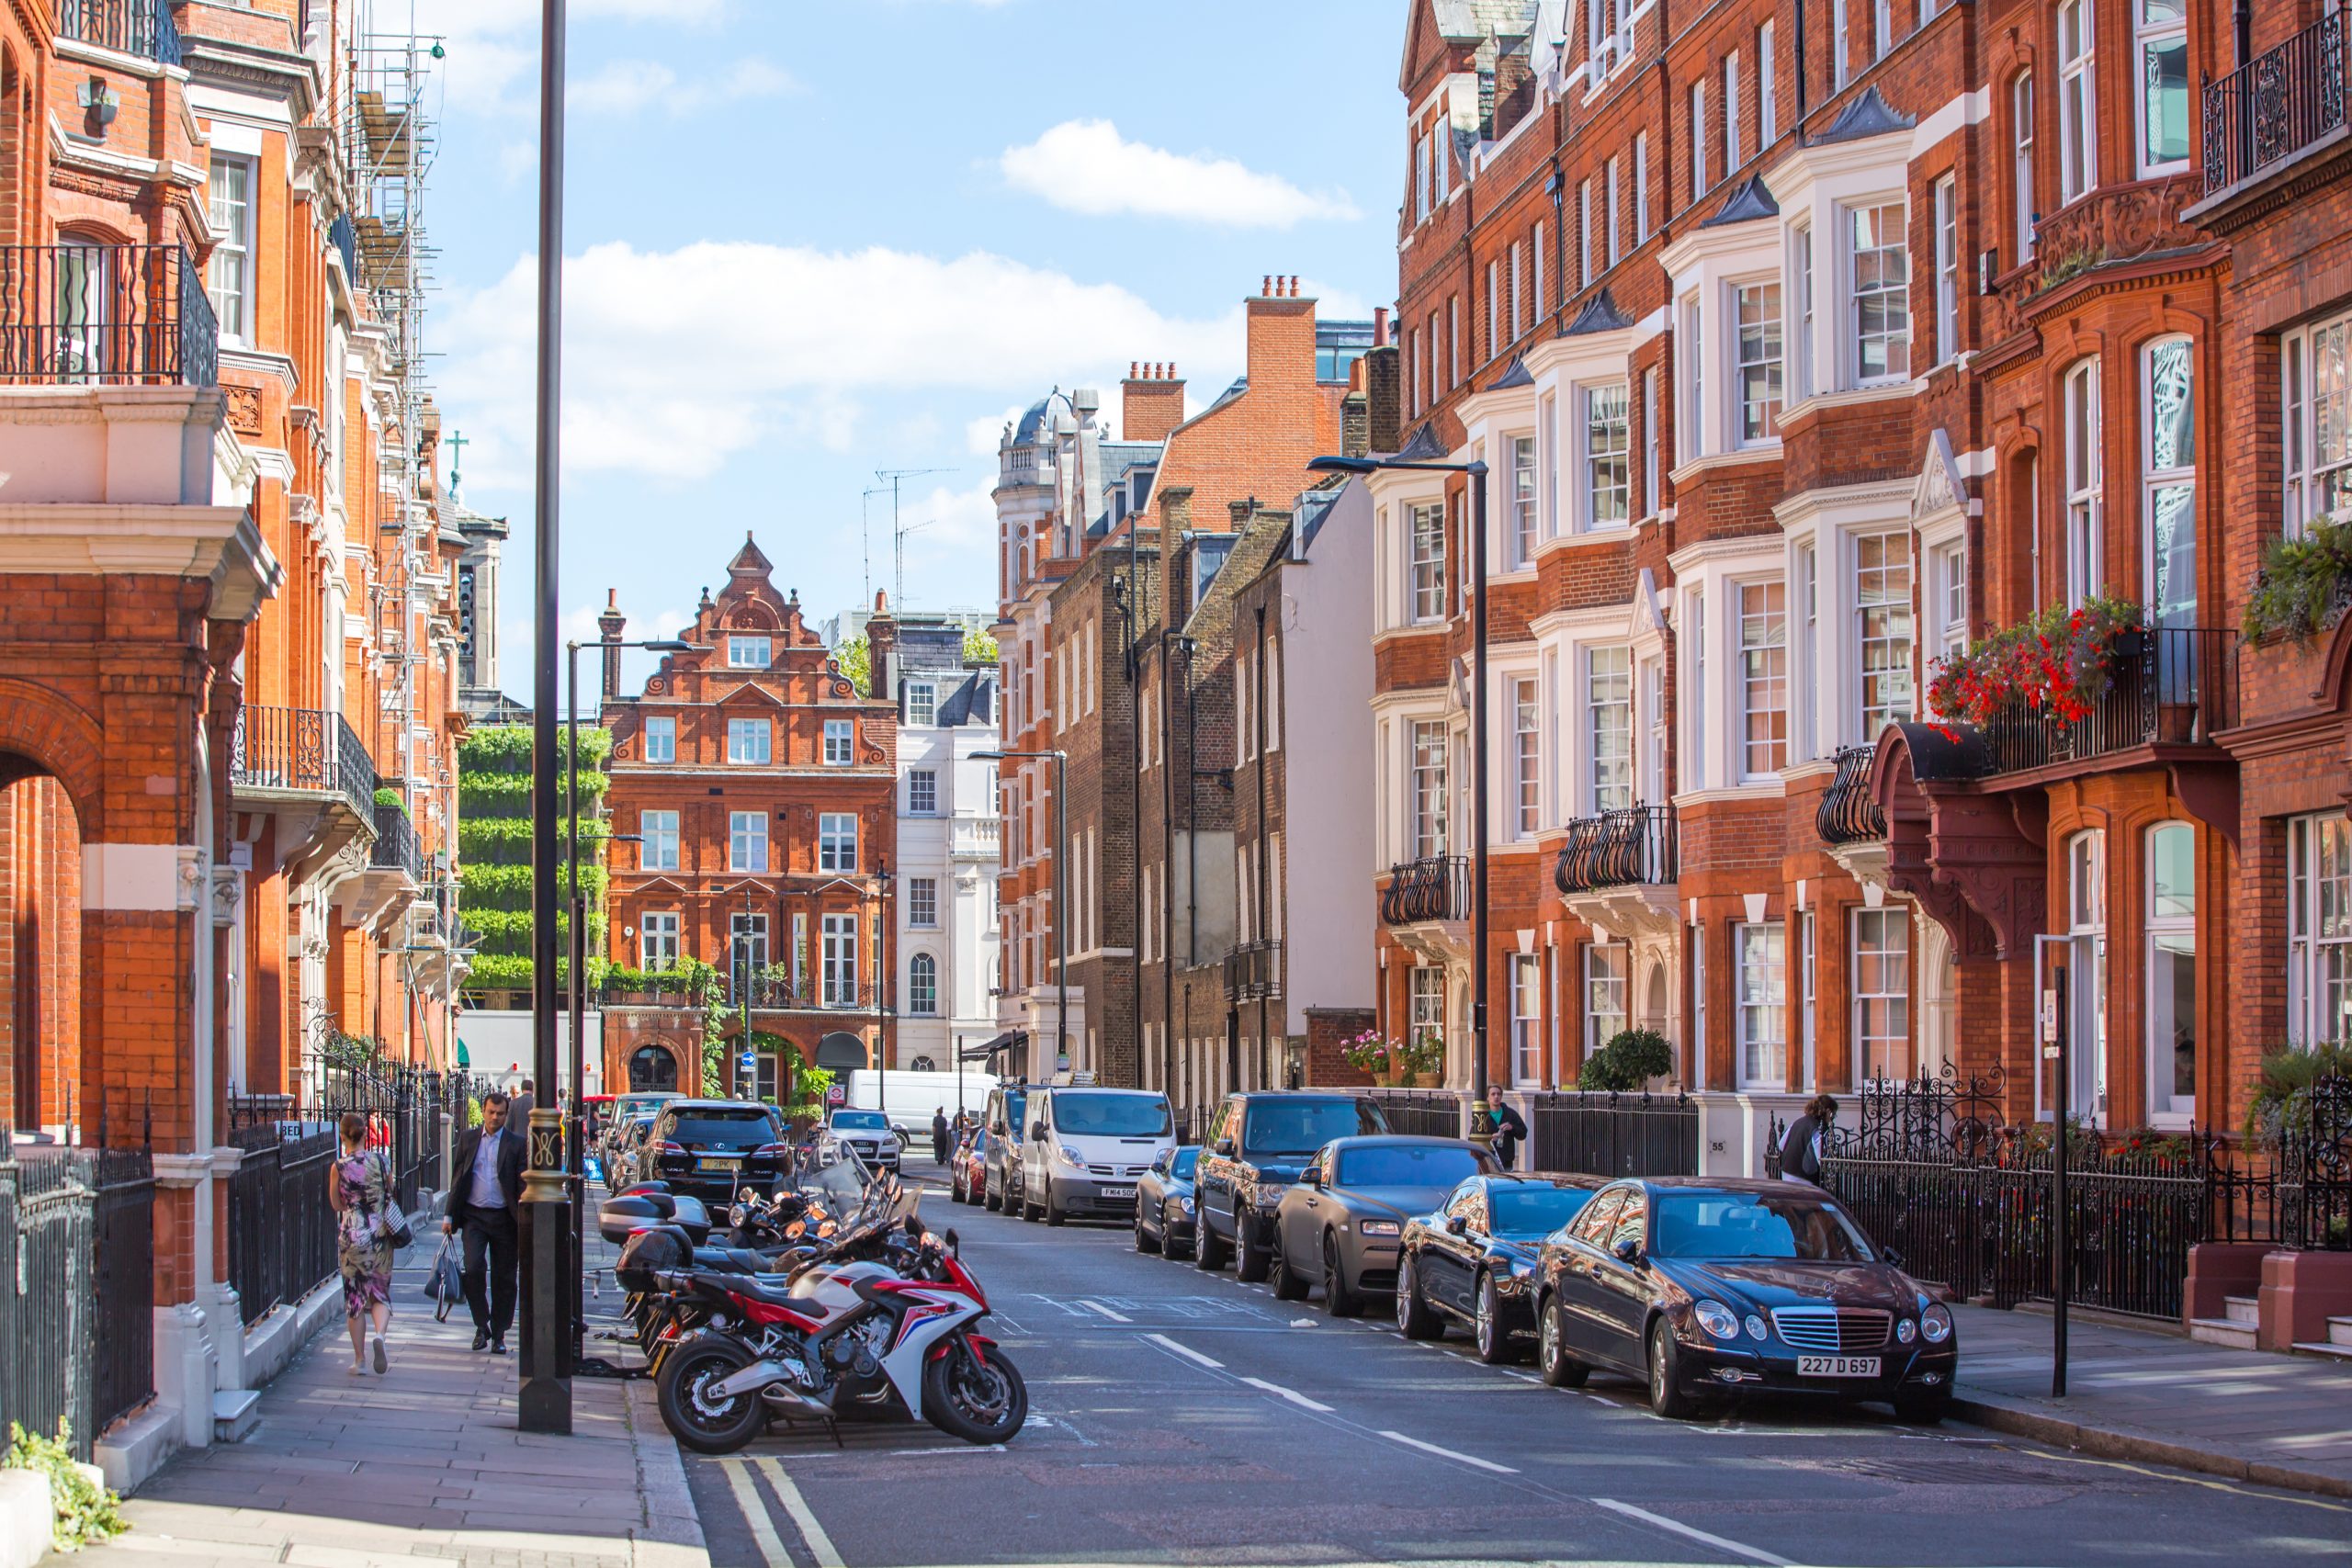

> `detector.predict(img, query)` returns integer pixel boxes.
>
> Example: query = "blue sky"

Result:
[408,0,1407,700]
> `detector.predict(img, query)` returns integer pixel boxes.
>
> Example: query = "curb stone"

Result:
[1951,1391,2352,1501]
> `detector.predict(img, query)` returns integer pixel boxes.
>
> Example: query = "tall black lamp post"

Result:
[974,749,1068,1075]
[1307,454,1491,1138]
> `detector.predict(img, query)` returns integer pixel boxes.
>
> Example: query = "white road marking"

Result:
[1374,1428,1519,1473]
[752,1457,847,1568]
[1144,1332,1225,1370]
[718,1460,795,1568]
[1077,1298,1134,1323]
[1239,1375,1336,1413]
[1594,1497,1795,1566]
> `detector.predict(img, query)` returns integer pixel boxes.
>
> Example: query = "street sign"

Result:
[2040,989,2058,1044]
[825,1083,846,1105]
[737,1051,757,1075]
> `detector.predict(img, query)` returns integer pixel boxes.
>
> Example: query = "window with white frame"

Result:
[1691,925,1709,1066]
[1510,435,1538,565]
[821,914,859,1007]
[2146,822,2197,1118]
[1857,533,1915,735]
[1409,502,1446,621]
[1586,382,1631,529]
[1435,112,1450,199]
[1635,132,1651,242]
[823,717,854,765]
[1690,79,1708,198]
[1409,964,1446,1049]
[2144,335,2198,628]
[640,810,680,871]
[2284,310,2352,537]
[1605,160,1622,267]
[207,156,253,341]
[1238,651,1253,762]
[1689,592,1709,782]
[1934,541,1968,660]
[2064,829,2111,1120]
[1796,541,1819,754]
[2136,0,2188,175]
[729,810,767,874]
[2059,0,2097,203]
[1642,659,1667,803]
[1415,132,1432,222]
[1487,262,1500,359]
[1585,944,1629,1058]
[642,716,675,763]
[1513,677,1541,837]
[1736,922,1786,1089]
[1535,220,1548,321]
[907,874,939,929]
[1579,180,1594,289]
[908,768,938,815]
[1852,908,1910,1081]
[1734,281,1783,443]
[1800,908,1817,1088]
[1642,367,1659,514]
[819,812,856,873]
[2014,72,2038,263]
[1512,954,1544,1085]
[2290,812,2352,1046]
[908,952,938,1015]
[2065,357,2104,606]
[1680,294,1704,461]
[1539,393,1559,539]
[1589,647,1634,812]
[1411,718,1449,858]
[1724,51,1742,172]
[906,680,937,727]
[1511,242,1525,338]
[727,717,770,765]
[1935,175,1960,365]
[1792,222,1815,400]
[639,911,680,970]
[1740,581,1788,777]
[729,636,770,668]
[1874,0,1894,56]
[1832,0,1850,88]
[1759,23,1778,143]
[1849,201,1911,384]
[1266,655,1283,751]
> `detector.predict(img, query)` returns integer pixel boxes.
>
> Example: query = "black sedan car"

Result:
[1396,1173,1605,1362]
[1532,1177,1958,1421]
[1133,1145,1200,1258]
[1268,1135,1496,1316]
[645,1100,793,1201]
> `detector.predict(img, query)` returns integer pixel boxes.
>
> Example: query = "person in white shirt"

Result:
[442,1092,522,1352]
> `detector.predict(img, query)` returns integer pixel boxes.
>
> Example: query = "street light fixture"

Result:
[974,748,1069,1077]
[1307,452,1493,1141]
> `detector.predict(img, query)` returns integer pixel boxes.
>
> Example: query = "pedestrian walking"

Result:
[1489,1100,1529,1171]
[508,1078,536,1124]
[932,1106,951,1164]
[444,1089,524,1353]
[328,1111,396,1375]
[1780,1093,1839,1185]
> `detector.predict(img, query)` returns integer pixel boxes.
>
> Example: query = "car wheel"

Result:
[1269,1232,1308,1301]
[1395,1254,1442,1339]
[1536,1293,1589,1388]
[1135,1206,1160,1254]
[1894,1389,1950,1426]
[1322,1234,1363,1318]
[1166,1210,1193,1261]
[1044,1181,1066,1225]
[1234,1214,1270,1283]
[1193,1212,1227,1271]
[1646,1318,1696,1419]
[982,1175,1002,1213]
[1472,1272,1517,1365]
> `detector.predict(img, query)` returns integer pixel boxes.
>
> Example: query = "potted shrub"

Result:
[2244,520,2352,646]
[1401,1029,1447,1088]
[1341,1030,1401,1086]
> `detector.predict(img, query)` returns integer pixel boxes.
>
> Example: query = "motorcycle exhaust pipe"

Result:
[709,1359,790,1401]
[757,1387,834,1421]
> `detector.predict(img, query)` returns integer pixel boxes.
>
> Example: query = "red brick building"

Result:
[599,539,899,1096]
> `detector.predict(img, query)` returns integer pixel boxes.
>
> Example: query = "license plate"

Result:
[1100,1186,1136,1200]
[1797,1355,1881,1378]
[696,1156,740,1172]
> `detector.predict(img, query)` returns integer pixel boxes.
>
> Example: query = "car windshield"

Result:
[831,1111,889,1131]
[1052,1093,1170,1137]
[665,1110,775,1145]
[1337,1144,1487,1188]
[1170,1147,1199,1179]
[1243,1100,1382,1156]
[1001,1092,1026,1131]
[1489,1185,1596,1237]
[1650,1192,1878,1262]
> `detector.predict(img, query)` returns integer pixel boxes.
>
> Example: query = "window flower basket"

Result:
[1926,594,2143,741]
[1341,1030,1405,1085]
[2243,519,2352,645]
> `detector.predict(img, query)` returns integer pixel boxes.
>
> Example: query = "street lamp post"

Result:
[1308,454,1490,1138]
[975,749,1068,1075]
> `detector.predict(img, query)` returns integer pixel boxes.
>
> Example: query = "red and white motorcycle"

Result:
[653,1205,1025,1451]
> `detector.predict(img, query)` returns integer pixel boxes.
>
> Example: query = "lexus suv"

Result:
[1191,1092,1388,1280]
[645,1100,791,1200]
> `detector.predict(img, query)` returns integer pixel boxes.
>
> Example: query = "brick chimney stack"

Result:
[1245,274,1315,393]
[866,590,897,705]
[1121,359,1186,444]
[596,589,627,701]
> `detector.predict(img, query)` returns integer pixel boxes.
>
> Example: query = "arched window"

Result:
[2064,358,2103,607]
[2142,336,2197,628]
[908,952,938,1016]
[2012,71,2037,265]
[2146,823,2196,1120]
[2060,829,2109,1123]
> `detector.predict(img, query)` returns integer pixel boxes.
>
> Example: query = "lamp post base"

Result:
[518,1111,573,1434]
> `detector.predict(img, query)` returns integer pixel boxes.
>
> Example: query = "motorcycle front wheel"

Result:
[921,1341,1027,1445]
[657,1336,767,1454]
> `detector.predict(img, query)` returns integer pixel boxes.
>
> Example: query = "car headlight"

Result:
[1920,1304,1953,1344]
[1356,1220,1400,1237]
[1255,1185,1286,1208]
[1170,1195,1193,1215]
[1744,1314,1768,1342]
[1693,1299,1740,1340]
[1057,1144,1088,1168]
[1896,1318,1917,1344]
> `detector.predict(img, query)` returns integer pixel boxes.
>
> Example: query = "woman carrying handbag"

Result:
[328,1111,401,1374]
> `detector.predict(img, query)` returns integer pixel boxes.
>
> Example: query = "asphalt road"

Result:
[676,1159,2352,1567]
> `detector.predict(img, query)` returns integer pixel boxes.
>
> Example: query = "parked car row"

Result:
[944,1082,1174,1225]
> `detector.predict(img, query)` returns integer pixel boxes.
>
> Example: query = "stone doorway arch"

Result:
[628,1043,681,1091]
[816,1032,869,1073]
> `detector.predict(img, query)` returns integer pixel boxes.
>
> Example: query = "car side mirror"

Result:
[1881,1246,1905,1269]
[1611,1236,1642,1265]
[1307,1170,1325,1191]
[1032,1122,1049,1142]
[1215,1137,1237,1156]
[1444,1214,1468,1236]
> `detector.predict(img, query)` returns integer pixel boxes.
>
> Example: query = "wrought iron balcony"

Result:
[1817,746,1888,844]
[1555,807,1677,895]
[231,706,379,822]
[729,973,876,1011]
[2201,11,2347,197]
[56,0,181,64]
[368,801,423,880]
[1223,940,1283,1003]
[1382,854,1470,926]
[0,245,216,388]
[1963,627,2238,778]
[329,213,361,282]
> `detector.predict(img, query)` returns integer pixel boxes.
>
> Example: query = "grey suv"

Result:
[1191,1092,1389,1281]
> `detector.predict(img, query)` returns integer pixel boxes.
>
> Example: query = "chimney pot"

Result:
[1374,306,1390,344]
[1261,275,1272,296]
[1288,276,1300,297]
[1130,361,1138,378]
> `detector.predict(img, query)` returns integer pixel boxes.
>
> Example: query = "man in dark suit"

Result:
[444,1091,524,1352]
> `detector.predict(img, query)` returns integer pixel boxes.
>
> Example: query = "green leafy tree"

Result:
[963,623,1000,664]
[833,635,870,695]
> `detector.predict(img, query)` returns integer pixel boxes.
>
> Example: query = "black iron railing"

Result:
[1527,1090,1698,1178]
[1817,746,1887,843]
[1555,805,1678,894]
[225,1123,340,1326]
[1364,1089,1464,1138]
[1969,627,2238,777]
[1381,854,1470,926]
[55,0,182,64]
[231,705,379,821]
[89,1147,153,1434]
[370,800,423,879]
[2202,10,2347,197]
[328,212,360,281]
[729,973,876,1011]
[1223,940,1283,1002]
[0,244,216,387]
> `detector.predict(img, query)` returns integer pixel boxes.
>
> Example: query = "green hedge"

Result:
[461,725,612,771]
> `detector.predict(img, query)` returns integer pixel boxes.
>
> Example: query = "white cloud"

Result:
[566,54,795,115]
[440,242,1241,487]
[413,0,738,115]
[1000,118,1359,228]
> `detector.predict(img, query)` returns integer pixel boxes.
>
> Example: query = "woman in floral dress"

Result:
[328,1111,396,1373]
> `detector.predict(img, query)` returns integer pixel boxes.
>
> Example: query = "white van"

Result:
[841,1069,998,1146]
[1014,1086,1174,1224]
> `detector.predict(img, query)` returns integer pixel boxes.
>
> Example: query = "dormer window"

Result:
[907,680,937,727]
[729,636,770,668]
[823,718,854,765]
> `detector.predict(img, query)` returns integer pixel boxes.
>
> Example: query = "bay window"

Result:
[1792,222,1814,401]
[1734,281,1782,443]
[2135,1,2188,175]
[2059,0,2096,203]
[2284,311,2352,537]
[2065,357,2104,607]
[1585,944,1629,1059]
[1589,648,1634,813]
[1736,922,1786,1089]
[1857,533,1914,736]
[2143,336,2197,627]
[1739,581,1788,777]
[2145,822,2197,1120]
[1513,677,1541,837]
[1680,294,1704,462]
[1849,201,1910,384]
[2289,813,2352,1047]
[1411,718,1448,858]
[1510,435,1538,565]
[1585,382,1631,529]
[1409,502,1446,621]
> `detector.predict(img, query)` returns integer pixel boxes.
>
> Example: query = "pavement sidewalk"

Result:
[54,1219,707,1568]
[1949,1303,2352,1498]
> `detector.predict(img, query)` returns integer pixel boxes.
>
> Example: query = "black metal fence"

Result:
[0,243,214,387]
[1555,806,1678,894]
[89,1148,154,1436]
[0,1137,154,1457]
[230,705,379,821]
[1382,855,1469,925]
[55,0,183,64]
[1816,745,1886,844]
[2202,9,2346,197]
[1222,941,1282,1003]
[1366,1090,1464,1139]
[1526,1090,1699,1178]
[1970,628,2238,778]
[224,1122,340,1326]
[370,799,423,879]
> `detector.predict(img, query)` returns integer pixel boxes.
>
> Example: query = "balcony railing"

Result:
[56,0,182,64]
[1555,806,1677,895]
[230,706,379,822]
[1382,854,1470,926]
[729,973,876,1012]
[328,213,360,282]
[0,245,216,388]
[368,801,423,880]
[1223,940,1283,1003]
[950,816,1002,857]
[1817,746,1888,844]
[2202,11,2347,197]
[1967,627,2238,778]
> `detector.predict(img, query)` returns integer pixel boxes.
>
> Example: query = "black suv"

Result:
[646,1100,791,1200]
[1192,1092,1389,1281]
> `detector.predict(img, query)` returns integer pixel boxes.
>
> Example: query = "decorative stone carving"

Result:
[1912,429,1966,523]
[223,385,265,435]
[1988,175,2208,339]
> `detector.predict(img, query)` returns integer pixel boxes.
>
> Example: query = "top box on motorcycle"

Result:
[597,1192,709,1247]
[614,1224,690,1292]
